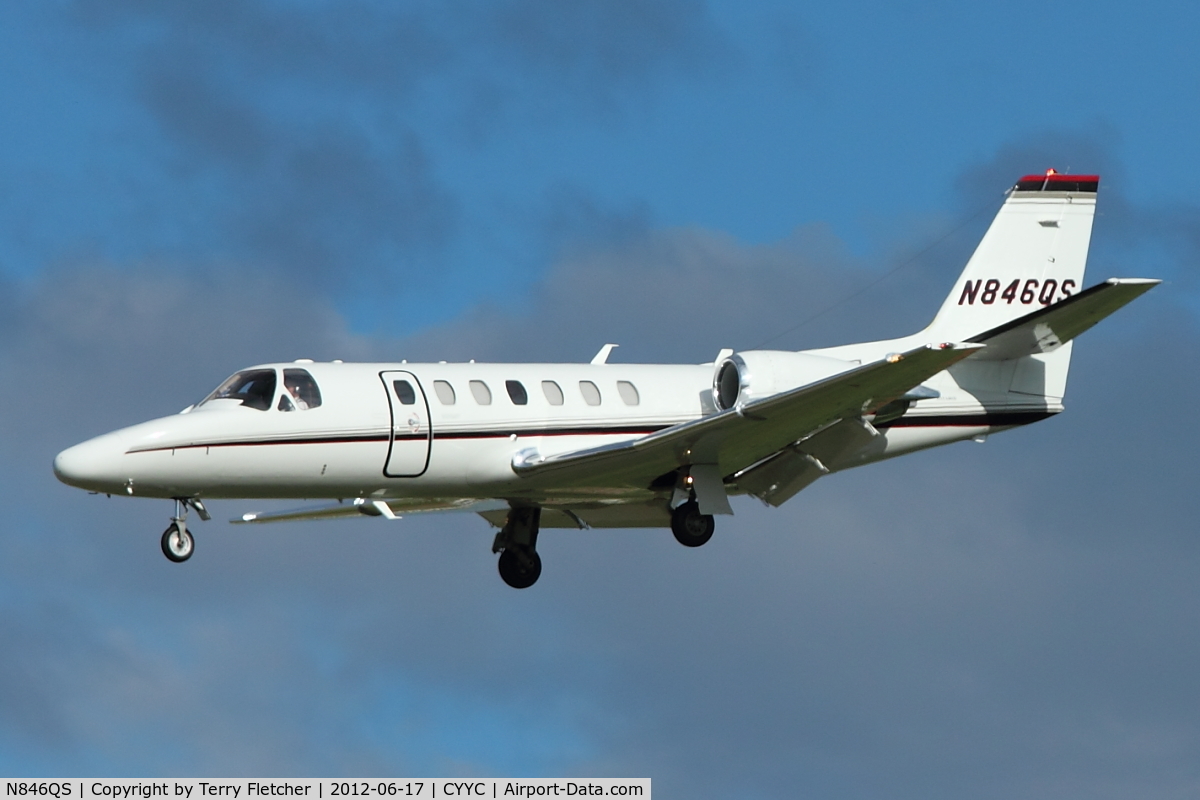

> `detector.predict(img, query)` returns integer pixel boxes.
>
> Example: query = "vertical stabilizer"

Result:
[925,172,1098,342]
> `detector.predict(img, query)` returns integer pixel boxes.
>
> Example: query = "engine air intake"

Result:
[714,358,742,411]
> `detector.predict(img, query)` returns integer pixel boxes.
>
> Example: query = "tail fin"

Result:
[924,172,1100,408]
[810,172,1155,409]
[925,171,1099,342]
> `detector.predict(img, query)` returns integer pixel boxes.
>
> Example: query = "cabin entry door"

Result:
[380,371,432,477]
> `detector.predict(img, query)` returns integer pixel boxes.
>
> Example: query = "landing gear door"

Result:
[381,371,432,477]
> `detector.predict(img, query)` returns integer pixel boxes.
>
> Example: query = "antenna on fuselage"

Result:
[591,344,619,364]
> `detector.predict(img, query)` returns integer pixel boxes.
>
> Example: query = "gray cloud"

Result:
[487,0,732,105]
[64,0,737,300]
[7,2,1198,790]
[231,128,457,278]
[396,210,946,365]
[3,134,1198,797]
[0,262,373,465]
[78,0,450,98]
[138,72,459,288]
[141,63,273,171]
[64,2,460,302]
[951,128,1200,300]
[952,128,1123,207]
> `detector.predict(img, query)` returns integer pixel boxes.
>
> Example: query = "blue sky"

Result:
[5,1,1198,335]
[2,2,1199,797]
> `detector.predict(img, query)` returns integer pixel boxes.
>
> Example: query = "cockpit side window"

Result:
[283,369,322,410]
[203,369,277,411]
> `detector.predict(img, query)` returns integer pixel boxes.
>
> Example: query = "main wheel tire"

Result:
[671,501,715,547]
[498,547,542,589]
[161,523,194,563]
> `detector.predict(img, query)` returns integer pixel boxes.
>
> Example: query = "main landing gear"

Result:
[160,498,209,563]
[671,500,715,548]
[493,507,542,589]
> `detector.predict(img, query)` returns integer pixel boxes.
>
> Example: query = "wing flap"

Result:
[733,449,828,507]
[732,417,880,506]
[967,278,1160,360]
[479,500,673,529]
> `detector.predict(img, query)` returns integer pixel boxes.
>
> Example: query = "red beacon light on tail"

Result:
[1013,170,1099,194]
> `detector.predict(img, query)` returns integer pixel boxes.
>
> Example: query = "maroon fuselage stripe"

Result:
[130,425,672,453]
[129,412,1053,454]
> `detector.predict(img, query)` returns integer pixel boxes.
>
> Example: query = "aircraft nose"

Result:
[53,435,127,493]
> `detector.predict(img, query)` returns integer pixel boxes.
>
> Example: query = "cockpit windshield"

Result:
[202,369,277,411]
[199,367,324,412]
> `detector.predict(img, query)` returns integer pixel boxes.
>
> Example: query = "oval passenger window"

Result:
[617,380,640,406]
[469,380,492,405]
[506,380,528,405]
[579,380,601,406]
[433,380,456,405]
[542,381,564,405]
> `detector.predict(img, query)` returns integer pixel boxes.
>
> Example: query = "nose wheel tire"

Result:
[498,547,542,589]
[671,501,715,547]
[161,523,194,563]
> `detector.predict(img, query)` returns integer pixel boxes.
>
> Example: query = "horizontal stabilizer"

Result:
[966,278,1160,361]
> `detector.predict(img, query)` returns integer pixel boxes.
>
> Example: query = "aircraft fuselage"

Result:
[54,358,987,505]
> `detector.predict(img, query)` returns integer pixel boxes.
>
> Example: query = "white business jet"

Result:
[54,172,1158,588]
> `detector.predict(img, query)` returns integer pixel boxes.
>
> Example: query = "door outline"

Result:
[380,370,432,478]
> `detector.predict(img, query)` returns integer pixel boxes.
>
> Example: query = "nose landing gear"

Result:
[161,522,193,562]
[160,498,208,563]
[493,507,542,588]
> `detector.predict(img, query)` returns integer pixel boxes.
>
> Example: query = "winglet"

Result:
[591,344,619,364]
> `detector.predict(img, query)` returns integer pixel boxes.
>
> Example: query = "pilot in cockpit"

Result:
[284,380,309,410]
[278,368,322,412]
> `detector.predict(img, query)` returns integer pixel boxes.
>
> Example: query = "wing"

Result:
[233,497,509,524]
[513,342,981,495]
[966,278,1160,360]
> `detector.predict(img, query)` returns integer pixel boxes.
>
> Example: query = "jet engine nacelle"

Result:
[712,350,857,411]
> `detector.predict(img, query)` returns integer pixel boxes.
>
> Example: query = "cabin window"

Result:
[278,394,295,412]
[393,380,417,405]
[433,380,456,405]
[541,381,564,406]
[579,380,601,406]
[283,368,322,409]
[203,369,277,411]
[506,380,528,405]
[617,380,640,406]
[469,380,492,405]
